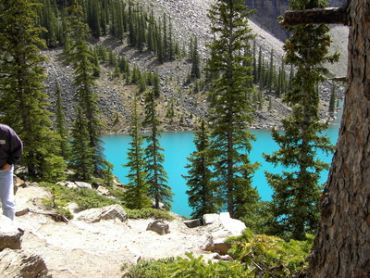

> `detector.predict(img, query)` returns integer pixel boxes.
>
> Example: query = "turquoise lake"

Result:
[102,121,341,217]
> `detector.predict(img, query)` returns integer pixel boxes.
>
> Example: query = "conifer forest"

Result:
[0,0,368,277]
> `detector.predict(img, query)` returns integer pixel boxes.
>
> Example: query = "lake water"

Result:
[102,122,341,217]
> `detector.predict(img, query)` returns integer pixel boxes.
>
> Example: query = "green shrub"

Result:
[39,182,118,219]
[226,229,313,277]
[126,208,174,221]
[39,182,173,221]
[122,253,250,278]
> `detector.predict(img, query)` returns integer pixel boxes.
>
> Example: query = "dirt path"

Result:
[14,186,209,278]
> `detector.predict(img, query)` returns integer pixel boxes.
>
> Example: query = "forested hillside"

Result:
[39,0,343,134]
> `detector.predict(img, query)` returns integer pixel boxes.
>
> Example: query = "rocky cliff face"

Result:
[246,0,347,41]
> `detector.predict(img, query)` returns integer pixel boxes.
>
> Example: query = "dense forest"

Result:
[0,0,367,277]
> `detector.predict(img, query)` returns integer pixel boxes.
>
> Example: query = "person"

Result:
[0,124,23,220]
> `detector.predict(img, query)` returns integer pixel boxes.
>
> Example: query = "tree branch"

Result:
[280,7,349,26]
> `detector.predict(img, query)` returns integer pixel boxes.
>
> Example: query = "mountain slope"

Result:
[45,0,345,134]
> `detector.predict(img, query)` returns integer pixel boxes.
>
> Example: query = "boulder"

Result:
[202,213,220,225]
[97,186,110,196]
[0,249,49,278]
[146,220,170,235]
[74,181,92,189]
[184,219,202,228]
[67,202,80,214]
[57,181,78,189]
[203,212,246,255]
[0,215,23,251]
[77,205,127,223]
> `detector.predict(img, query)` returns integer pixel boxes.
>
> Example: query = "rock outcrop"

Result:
[146,220,170,235]
[0,249,49,278]
[0,215,23,251]
[202,212,246,255]
[77,204,128,223]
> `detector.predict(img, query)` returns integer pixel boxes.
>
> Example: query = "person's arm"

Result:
[6,128,23,165]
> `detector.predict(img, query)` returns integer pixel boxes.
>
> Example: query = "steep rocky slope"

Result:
[45,0,345,134]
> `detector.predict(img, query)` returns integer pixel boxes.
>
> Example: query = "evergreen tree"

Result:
[67,1,105,178]
[70,105,94,181]
[328,83,336,115]
[190,35,201,80]
[185,120,220,219]
[264,0,338,240]
[54,84,70,160]
[207,0,259,218]
[268,49,274,94]
[143,90,173,209]
[87,0,100,39]
[0,0,65,179]
[124,95,151,209]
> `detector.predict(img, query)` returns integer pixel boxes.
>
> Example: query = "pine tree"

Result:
[143,90,173,209]
[264,0,338,240]
[190,35,201,80]
[0,0,66,179]
[124,95,151,209]
[87,0,101,39]
[70,105,94,181]
[328,83,336,115]
[54,84,70,160]
[268,49,274,94]
[185,120,220,219]
[67,1,105,178]
[207,0,259,218]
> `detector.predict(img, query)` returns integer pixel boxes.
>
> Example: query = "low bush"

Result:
[126,208,174,221]
[227,229,313,277]
[39,182,173,221]
[122,253,250,278]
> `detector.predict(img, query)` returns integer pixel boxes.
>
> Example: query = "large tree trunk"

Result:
[308,0,370,277]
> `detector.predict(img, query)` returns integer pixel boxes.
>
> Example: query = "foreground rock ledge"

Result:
[0,215,23,251]
[0,249,49,278]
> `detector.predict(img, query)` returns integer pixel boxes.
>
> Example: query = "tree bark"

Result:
[308,0,370,277]
[281,7,349,26]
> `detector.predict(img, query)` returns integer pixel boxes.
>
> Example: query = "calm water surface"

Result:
[102,122,340,217]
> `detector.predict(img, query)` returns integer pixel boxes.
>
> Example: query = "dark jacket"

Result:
[0,124,23,167]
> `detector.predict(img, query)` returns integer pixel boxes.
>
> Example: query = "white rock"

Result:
[0,216,23,251]
[75,181,92,189]
[0,249,49,277]
[202,213,220,225]
[77,205,127,223]
[97,186,110,196]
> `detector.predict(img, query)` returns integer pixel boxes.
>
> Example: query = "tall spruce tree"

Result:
[207,0,259,218]
[124,95,151,209]
[143,89,172,209]
[185,120,220,219]
[0,0,65,179]
[70,104,94,181]
[328,83,336,115]
[55,83,70,160]
[190,35,201,80]
[264,0,338,240]
[67,1,105,178]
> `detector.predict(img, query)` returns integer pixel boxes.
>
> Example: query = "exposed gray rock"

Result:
[67,202,80,214]
[0,215,23,251]
[0,249,49,278]
[77,205,127,223]
[57,181,78,189]
[97,186,110,196]
[184,219,202,228]
[202,213,220,225]
[146,220,170,235]
[75,181,93,189]
[202,212,246,255]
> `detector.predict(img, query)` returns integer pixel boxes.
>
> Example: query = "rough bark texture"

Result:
[281,7,349,26]
[309,0,370,277]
